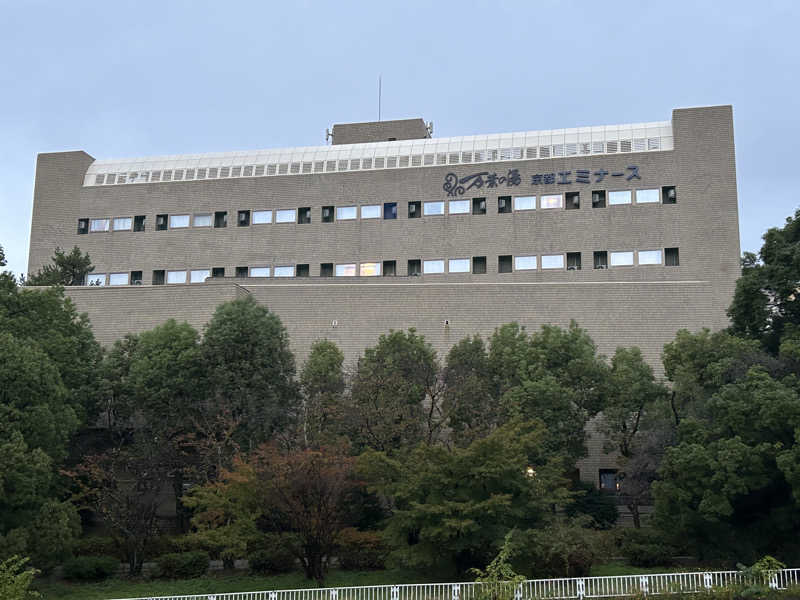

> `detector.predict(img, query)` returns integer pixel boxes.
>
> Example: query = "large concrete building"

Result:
[28,105,740,487]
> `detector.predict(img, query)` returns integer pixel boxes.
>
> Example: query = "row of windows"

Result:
[85,248,680,285]
[76,187,678,234]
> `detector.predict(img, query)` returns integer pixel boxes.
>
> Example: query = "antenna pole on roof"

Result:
[378,75,382,122]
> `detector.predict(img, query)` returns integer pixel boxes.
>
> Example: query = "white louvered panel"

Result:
[436,153,447,164]
[511,147,522,159]
[362,158,372,169]
[461,152,472,163]
[386,156,397,168]
[565,143,577,156]
[150,171,160,182]
[105,173,116,184]
[196,168,206,179]
[500,148,511,160]
[475,150,487,162]
[325,160,336,172]
[254,165,264,176]
[592,141,604,153]
[278,163,288,174]
[290,163,300,174]
[633,138,646,152]
[489,149,498,161]
[118,173,127,183]
[350,159,360,170]
[539,146,550,158]
[219,166,230,177]
[173,169,184,181]
[243,165,254,177]
[94,174,104,184]
[302,162,312,173]
[399,156,409,167]
[580,143,591,154]
[374,157,385,168]
[620,140,632,152]
[411,155,422,166]
[312,161,323,173]
[552,144,564,157]
[424,154,434,165]
[448,152,460,164]
[185,169,195,180]
[526,147,537,159]
[337,160,348,171]
[140,172,150,182]
[208,167,218,178]
[267,164,277,175]
[606,141,618,153]
[648,138,660,150]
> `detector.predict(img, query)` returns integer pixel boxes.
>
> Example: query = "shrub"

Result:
[620,527,675,567]
[156,551,209,579]
[336,528,388,570]
[248,534,296,575]
[62,555,120,581]
[564,481,618,529]
[511,520,600,578]
[72,536,121,559]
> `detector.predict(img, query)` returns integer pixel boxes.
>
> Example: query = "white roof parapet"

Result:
[83,121,673,187]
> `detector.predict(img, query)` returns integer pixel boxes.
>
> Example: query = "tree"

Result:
[25,246,94,287]
[202,296,299,449]
[348,329,442,453]
[0,556,40,600]
[0,244,5,267]
[95,334,139,439]
[300,339,345,448]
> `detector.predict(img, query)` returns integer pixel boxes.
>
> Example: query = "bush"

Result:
[337,528,388,570]
[620,527,675,567]
[62,555,120,581]
[72,536,121,560]
[564,481,618,529]
[156,551,209,579]
[511,520,601,578]
[248,534,296,574]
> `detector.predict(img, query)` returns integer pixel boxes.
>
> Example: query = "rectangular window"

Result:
[90,218,109,232]
[169,214,190,228]
[383,260,396,276]
[473,256,487,274]
[565,192,580,210]
[638,250,662,265]
[567,252,582,270]
[235,266,248,278]
[249,266,270,278]
[320,263,334,277]
[253,210,272,224]
[609,190,632,205]
[540,194,563,209]
[423,201,444,216]
[167,270,187,284]
[360,262,381,276]
[384,202,397,219]
[296,264,310,277]
[498,255,513,273]
[113,217,132,231]
[472,197,486,215]
[190,269,210,283]
[361,205,381,219]
[321,206,335,223]
[662,186,677,204]
[274,266,294,277]
[156,214,168,231]
[449,258,470,273]
[87,273,106,286]
[541,254,565,269]
[498,196,512,213]
[77,218,89,234]
[594,251,608,269]
[130,270,142,284]
[214,211,227,228]
[514,196,536,211]
[335,263,356,277]
[109,273,128,286]
[152,270,165,285]
[133,215,146,231]
[599,469,619,492]
[336,206,357,220]
[610,251,634,266]
[408,201,421,218]
[275,209,296,223]
[238,210,251,226]
[423,259,445,274]
[193,214,212,227]
[211,267,225,278]
[298,207,311,224]
[407,259,421,276]
[665,247,680,266]
[592,191,606,208]
[449,200,470,214]
[514,255,538,270]
[636,189,660,204]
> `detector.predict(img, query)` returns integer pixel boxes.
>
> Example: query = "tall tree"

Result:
[25,246,94,287]
[300,339,345,448]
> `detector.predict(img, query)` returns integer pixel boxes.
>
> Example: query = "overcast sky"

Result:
[1,0,798,277]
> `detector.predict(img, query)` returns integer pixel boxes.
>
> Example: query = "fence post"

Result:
[452,584,460,600]
[331,590,339,600]
[704,573,712,590]
[270,593,278,600]
[577,579,585,600]
[391,586,400,600]
[515,583,523,600]
[639,576,649,596]
[769,573,778,590]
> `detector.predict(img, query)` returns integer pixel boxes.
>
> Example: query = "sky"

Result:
[0,0,798,277]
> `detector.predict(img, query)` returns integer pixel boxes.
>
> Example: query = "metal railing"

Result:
[109,568,800,600]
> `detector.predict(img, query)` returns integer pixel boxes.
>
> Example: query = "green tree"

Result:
[25,246,94,287]
[0,556,40,600]
[300,339,345,448]
[95,334,139,439]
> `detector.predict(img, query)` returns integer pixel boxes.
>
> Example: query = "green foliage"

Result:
[619,527,676,567]
[156,551,210,579]
[0,555,40,600]
[25,246,94,287]
[248,535,297,574]
[470,532,526,600]
[300,339,346,447]
[0,244,5,267]
[72,536,121,560]
[564,481,618,529]
[62,555,119,581]
[336,528,388,570]
[510,519,601,578]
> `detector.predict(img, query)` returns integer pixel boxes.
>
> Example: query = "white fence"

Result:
[111,568,800,600]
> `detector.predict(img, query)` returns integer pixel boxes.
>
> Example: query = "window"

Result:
[156,214,168,230]
[109,273,128,286]
[449,200,470,214]
[190,269,210,283]
[610,251,634,266]
[565,192,580,210]
[249,266,270,278]
[567,252,582,270]
[514,196,536,211]
[152,270,165,285]
[90,218,109,232]
[473,256,487,274]
[335,263,356,277]
[599,469,619,492]
[514,256,537,271]
[665,247,680,266]
[449,258,470,273]
[275,209,296,223]
[214,211,228,228]
[498,255,512,273]
[472,197,487,215]
[113,217,132,231]
[320,263,334,277]
[360,262,381,276]
[383,260,396,276]
[296,264,310,277]
[591,191,606,208]
[540,194,563,209]
[636,189,660,204]
[321,206,334,223]
[235,266,248,278]
[361,205,381,219]
[609,190,632,205]
[275,266,294,277]
[237,210,251,226]
[193,214,212,227]
[211,267,225,278]
[167,270,187,284]
[408,201,421,218]
[253,210,272,224]
[408,259,421,276]
[423,259,445,274]
[384,202,397,219]
[423,201,444,216]
[336,206,357,220]
[638,250,662,265]
[662,186,677,204]
[498,196,512,213]
[594,251,608,269]
[541,254,565,269]
[133,215,146,232]
[87,273,106,286]
[169,214,190,228]
[298,207,311,224]
[77,218,89,234]
[130,270,142,284]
